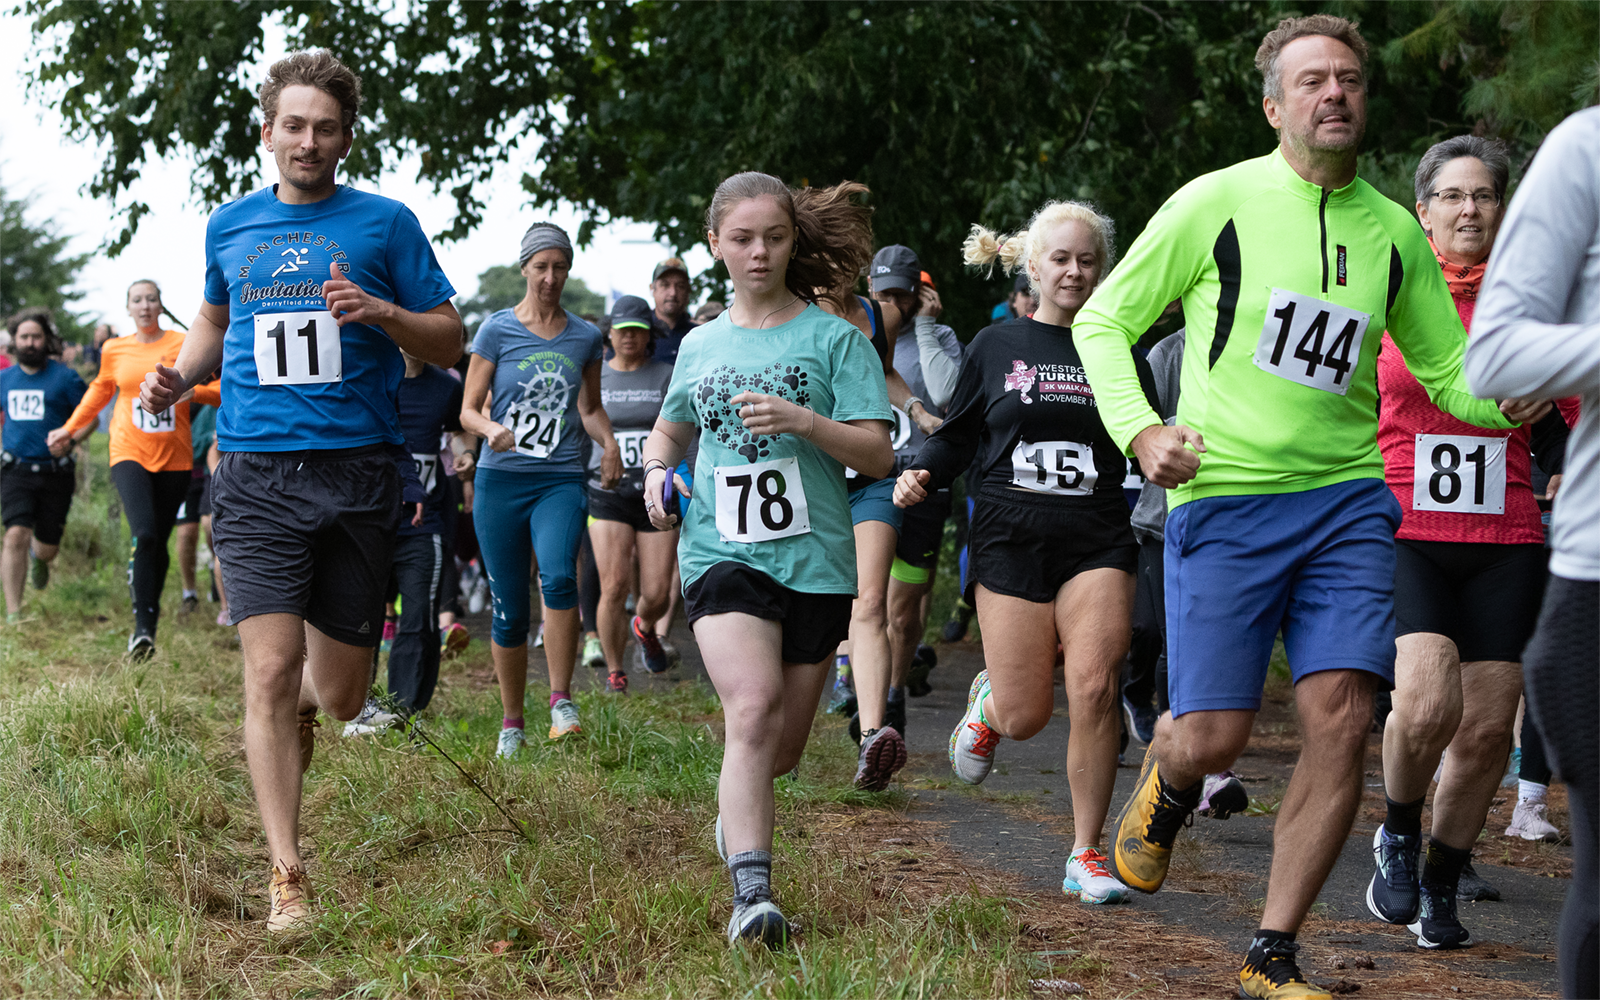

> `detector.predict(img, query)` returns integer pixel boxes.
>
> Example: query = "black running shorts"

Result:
[895,490,951,570]
[968,488,1137,604]
[683,561,852,665]
[210,447,401,647]
[586,485,658,533]
[175,471,207,525]
[0,465,75,545]
[1394,538,1547,662]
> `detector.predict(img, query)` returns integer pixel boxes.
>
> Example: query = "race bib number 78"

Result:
[1252,288,1370,396]
[714,456,811,543]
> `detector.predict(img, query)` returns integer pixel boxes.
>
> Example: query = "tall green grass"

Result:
[0,442,1056,997]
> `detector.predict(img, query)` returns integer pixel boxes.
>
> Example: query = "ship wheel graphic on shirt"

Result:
[504,369,572,458]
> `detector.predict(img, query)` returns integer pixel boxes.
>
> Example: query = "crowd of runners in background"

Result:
[0,12,1594,1000]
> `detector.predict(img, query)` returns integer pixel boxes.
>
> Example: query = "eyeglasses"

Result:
[1429,189,1501,209]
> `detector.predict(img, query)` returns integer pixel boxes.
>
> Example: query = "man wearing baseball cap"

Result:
[648,258,695,364]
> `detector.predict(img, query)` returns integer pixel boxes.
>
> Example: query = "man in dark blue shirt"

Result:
[1,309,89,622]
[344,350,473,734]
[648,257,696,363]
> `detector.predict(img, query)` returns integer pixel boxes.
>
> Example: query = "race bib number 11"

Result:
[714,456,811,543]
[1412,433,1507,514]
[1252,288,1370,396]
[254,310,343,385]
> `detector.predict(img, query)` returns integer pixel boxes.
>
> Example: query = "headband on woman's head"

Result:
[520,222,573,267]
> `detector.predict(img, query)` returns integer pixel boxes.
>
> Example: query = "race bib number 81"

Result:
[1252,288,1370,396]
[714,456,811,543]
[1010,439,1099,495]
[1412,433,1507,514]
[254,310,343,385]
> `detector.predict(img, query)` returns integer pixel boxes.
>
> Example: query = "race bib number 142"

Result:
[1252,288,1370,396]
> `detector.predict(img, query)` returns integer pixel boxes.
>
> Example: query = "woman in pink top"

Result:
[1367,136,1572,950]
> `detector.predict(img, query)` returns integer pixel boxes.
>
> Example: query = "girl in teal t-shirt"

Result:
[641,172,892,947]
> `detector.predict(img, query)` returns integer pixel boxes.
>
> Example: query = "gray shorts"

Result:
[211,446,400,647]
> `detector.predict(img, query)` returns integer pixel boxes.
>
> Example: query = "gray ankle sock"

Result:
[728,850,772,901]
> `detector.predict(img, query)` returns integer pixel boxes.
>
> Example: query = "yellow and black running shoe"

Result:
[1112,745,1196,892]
[1237,940,1330,999]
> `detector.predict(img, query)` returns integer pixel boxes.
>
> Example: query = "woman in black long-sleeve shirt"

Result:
[895,200,1157,906]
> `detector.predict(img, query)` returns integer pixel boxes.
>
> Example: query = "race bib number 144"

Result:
[1252,288,1370,396]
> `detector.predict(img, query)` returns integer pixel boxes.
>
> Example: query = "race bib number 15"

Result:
[254,310,343,385]
[1412,433,1507,514]
[1010,439,1099,495]
[714,456,811,543]
[1252,288,1370,396]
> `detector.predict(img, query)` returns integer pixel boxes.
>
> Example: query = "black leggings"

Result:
[1522,576,1598,1000]
[110,462,190,636]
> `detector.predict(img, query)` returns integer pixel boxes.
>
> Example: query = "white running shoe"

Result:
[714,815,727,862]
[581,634,605,670]
[496,727,525,758]
[726,893,789,948]
[342,698,401,737]
[1504,799,1561,841]
[948,670,999,784]
[1062,846,1130,904]
[548,699,581,739]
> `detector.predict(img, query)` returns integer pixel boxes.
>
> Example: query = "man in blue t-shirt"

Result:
[139,49,462,934]
[0,309,89,622]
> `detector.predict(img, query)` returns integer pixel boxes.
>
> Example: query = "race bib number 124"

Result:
[1252,288,1370,396]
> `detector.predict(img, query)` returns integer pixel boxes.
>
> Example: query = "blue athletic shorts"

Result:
[1164,478,1402,717]
[848,476,903,531]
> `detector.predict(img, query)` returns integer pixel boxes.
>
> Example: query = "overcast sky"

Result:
[1,8,714,331]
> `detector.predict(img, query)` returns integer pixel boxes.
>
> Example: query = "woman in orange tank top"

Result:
[51,280,219,658]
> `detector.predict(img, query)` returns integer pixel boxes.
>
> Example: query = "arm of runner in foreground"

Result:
[1072,194,1207,490]
[1466,111,1600,401]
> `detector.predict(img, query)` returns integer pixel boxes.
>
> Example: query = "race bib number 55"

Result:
[253,310,342,385]
[1412,433,1507,514]
[1252,288,1370,396]
[714,456,811,543]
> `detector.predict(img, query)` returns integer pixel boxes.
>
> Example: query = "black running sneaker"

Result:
[1238,939,1330,999]
[1409,879,1471,949]
[1366,824,1421,924]
[1456,860,1500,902]
[907,644,938,697]
[941,601,974,643]
[885,696,907,739]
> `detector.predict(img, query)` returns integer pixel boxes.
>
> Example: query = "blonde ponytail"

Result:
[962,200,1117,297]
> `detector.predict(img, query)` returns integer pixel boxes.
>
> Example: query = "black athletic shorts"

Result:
[895,489,951,569]
[0,464,75,545]
[586,485,657,533]
[683,561,852,665]
[211,446,401,647]
[968,488,1137,604]
[175,470,208,525]
[1394,538,1548,662]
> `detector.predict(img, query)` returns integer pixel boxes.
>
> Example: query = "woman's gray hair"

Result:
[1413,135,1511,205]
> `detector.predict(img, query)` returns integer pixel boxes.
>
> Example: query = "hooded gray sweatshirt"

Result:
[1467,108,1600,582]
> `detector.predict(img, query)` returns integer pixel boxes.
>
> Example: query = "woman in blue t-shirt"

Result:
[459,223,621,758]
[641,172,894,948]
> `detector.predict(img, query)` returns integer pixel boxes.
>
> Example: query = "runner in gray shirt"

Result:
[587,296,680,689]
[1466,106,1598,1000]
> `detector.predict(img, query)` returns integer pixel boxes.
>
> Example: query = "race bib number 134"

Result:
[1252,288,1370,396]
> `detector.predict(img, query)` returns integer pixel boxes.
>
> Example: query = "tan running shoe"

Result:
[1112,745,1196,893]
[266,862,313,932]
[298,711,319,774]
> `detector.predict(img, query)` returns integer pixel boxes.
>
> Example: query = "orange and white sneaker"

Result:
[548,698,582,740]
[266,862,313,933]
[1062,846,1130,904]
[298,711,319,774]
[949,670,1000,784]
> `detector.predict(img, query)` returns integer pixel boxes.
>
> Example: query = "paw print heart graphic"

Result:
[696,363,813,463]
